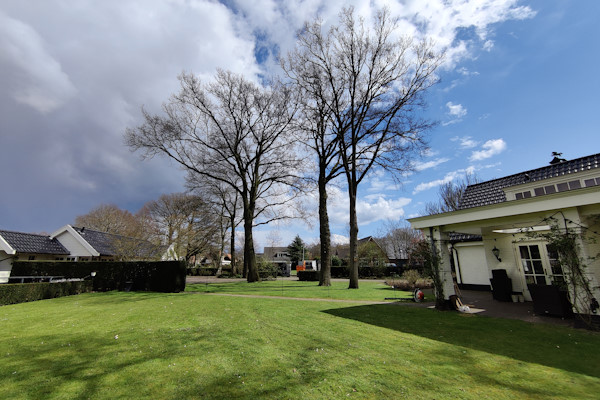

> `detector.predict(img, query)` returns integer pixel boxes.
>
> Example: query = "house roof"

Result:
[0,230,69,255]
[459,153,600,209]
[72,226,163,258]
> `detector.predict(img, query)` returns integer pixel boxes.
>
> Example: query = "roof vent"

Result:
[549,151,567,165]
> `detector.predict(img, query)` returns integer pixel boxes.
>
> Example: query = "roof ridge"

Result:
[0,229,50,238]
[466,152,600,189]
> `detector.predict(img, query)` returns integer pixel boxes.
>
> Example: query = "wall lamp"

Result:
[492,246,501,262]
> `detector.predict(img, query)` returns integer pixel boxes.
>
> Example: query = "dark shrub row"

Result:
[0,281,92,306]
[329,266,403,279]
[298,266,403,281]
[11,260,186,293]
[297,270,319,281]
[187,267,234,276]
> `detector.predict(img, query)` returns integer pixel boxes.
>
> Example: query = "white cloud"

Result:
[328,187,411,227]
[469,139,507,161]
[446,102,467,118]
[451,136,478,149]
[413,157,450,171]
[331,234,349,245]
[412,167,476,194]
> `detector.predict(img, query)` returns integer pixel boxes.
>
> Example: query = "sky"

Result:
[1,1,599,251]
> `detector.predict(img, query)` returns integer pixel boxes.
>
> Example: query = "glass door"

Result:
[518,243,564,286]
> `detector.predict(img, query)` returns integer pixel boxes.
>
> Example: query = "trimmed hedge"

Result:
[303,266,404,280]
[297,270,319,281]
[0,281,92,306]
[11,260,186,293]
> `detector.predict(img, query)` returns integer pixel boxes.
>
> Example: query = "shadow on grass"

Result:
[323,303,600,378]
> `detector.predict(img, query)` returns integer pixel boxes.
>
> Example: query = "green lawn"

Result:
[1,284,599,399]
[186,279,414,301]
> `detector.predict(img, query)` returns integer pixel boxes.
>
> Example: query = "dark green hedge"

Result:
[11,260,186,293]
[297,270,319,281]
[0,281,92,306]
[305,266,403,280]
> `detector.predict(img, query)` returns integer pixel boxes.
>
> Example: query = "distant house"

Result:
[0,230,71,283]
[263,247,291,262]
[335,236,390,266]
[0,225,167,283]
[409,153,600,316]
[50,225,165,261]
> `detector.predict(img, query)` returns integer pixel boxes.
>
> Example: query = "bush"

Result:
[0,281,92,306]
[257,258,278,280]
[11,260,186,293]
[297,270,319,281]
[401,269,421,286]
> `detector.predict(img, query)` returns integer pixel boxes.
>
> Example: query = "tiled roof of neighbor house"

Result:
[0,230,69,255]
[459,153,600,210]
[73,227,163,258]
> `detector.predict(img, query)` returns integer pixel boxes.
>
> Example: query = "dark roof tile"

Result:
[459,153,600,209]
[0,230,69,255]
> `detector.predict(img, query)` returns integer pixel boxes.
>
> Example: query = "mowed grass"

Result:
[186,279,414,301]
[0,286,598,399]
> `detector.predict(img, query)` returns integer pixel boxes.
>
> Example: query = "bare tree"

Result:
[424,172,478,215]
[282,26,343,287]
[75,204,143,237]
[187,174,243,275]
[141,193,220,264]
[74,203,162,260]
[126,70,303,282]
[377,220,422,263]
[286,7,442,288]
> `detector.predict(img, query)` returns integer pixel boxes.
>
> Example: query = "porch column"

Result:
[428,227,455,301]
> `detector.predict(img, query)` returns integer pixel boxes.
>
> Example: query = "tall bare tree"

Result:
[187,174,243,275]
[141,193,220,264]
[377,220,422,263]
[75,204,143,237]
[126,70,302,282]
[282,29,343,287]
[424,173,479,215]
[285,7,443,288]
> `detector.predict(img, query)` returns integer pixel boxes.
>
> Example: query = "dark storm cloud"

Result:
[0,1,260,233]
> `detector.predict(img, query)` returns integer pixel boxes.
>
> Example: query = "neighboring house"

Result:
[0,230,71,283]
[263,247,291,262]
[335,236,389,264]
[50,225,165,261]
[0,225,168,283]
[409,153,600,315]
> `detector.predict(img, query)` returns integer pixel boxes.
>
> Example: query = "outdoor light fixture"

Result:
[90,271,97,277]
[492,246,501,262]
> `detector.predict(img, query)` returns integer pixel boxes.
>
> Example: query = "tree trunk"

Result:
[348,185,359,289]
[318,169,332,286]
[244,208,259,282]
[230,216,237,275]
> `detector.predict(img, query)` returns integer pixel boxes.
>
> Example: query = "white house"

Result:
[409,153,600,316]
[1,225,168,283]
[0,230,71,283]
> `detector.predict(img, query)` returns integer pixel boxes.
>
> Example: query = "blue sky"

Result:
[1,1,598,251]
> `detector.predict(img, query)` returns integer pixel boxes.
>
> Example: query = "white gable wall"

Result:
[0,251,12,283]
[54,231,95,258]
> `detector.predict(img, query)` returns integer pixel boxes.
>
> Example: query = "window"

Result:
[28,255,36,261]
[520,245,546,285]
[519,243,564,287]
[556,182,569,192]
[568,180,581,190]
[544,185,557,194]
